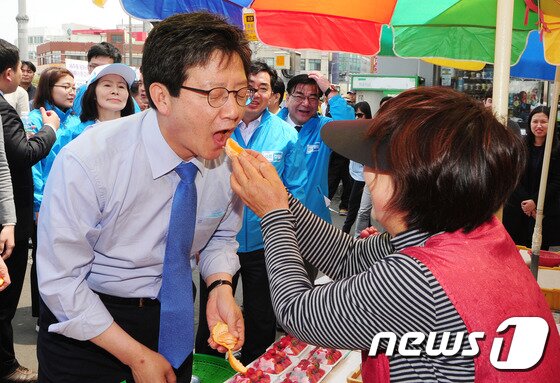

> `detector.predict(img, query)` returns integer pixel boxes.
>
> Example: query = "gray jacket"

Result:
[0,118,16,225]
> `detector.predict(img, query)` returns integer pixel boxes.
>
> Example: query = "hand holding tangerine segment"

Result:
[211,321,247,374]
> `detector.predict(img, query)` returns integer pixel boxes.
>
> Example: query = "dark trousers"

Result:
[37,297,193,383]
[342,181,365,234]
[328,152,353,210]
[196,249,276,365]
[0,240,29,377]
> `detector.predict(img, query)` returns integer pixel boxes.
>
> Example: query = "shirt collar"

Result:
[238,113,263,130]
[285,114,298,128]
[390,229,433,252]
[141,109,203,179]
[45,101,75,122]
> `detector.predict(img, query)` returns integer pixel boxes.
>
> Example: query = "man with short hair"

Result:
[279,72,354,224]
[0,38,59,383]
[268,77,285,114]
[278,72,354,282]
[72,42,122,116]
[37,13,249,383]
[346,90,356,105]
[197,61,306,364]
[20,61,36,102]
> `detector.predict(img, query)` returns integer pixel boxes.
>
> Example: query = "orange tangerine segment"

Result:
[211,322,247,373]
[225,138,244,159]
[0,278,4,286]
[228,349,248,374]
[211,321,237,350]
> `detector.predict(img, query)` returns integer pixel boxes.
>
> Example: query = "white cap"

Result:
[86,63,136,88]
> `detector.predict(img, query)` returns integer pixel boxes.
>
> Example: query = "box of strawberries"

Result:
[227,335,348,383]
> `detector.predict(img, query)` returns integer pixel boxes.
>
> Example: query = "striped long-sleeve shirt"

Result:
[261,195,475,382]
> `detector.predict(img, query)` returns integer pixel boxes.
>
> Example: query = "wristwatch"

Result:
[324,85,337,98]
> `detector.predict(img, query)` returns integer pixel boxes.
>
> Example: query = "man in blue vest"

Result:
[196,61,306,364]
[277,72,354,281]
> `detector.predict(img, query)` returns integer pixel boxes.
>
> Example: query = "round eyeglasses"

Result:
[53,84,77,93]
[181,85,254,108]
[289,92,320,104]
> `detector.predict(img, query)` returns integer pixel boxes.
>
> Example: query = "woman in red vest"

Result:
[230,87,560,382]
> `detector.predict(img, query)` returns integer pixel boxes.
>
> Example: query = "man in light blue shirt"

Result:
[37,13,252,383]
[196,61,306,364]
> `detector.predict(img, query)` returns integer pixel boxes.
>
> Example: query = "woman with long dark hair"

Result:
[29,67,81,320]
[503,105,560,249]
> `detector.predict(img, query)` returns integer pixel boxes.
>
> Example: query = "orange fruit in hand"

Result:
[224,138,244,159]
[228,349,248,374]
[211,321,247,374]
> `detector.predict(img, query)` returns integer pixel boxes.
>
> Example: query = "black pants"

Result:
[342,181,365,234]
[327,152,353,210]
[196,249,276,365]
[0,240,29,377]
[37,297,193,383]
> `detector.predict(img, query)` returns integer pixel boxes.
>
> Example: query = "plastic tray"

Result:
[192,353,236,383]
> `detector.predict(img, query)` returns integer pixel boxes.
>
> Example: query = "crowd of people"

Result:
[0,10,558,383]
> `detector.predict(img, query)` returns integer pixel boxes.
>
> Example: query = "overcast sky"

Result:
[1,0,135,45]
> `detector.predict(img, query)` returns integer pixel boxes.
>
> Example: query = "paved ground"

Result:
[12,194,350,373]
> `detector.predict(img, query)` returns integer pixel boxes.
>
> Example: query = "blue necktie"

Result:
[158,162,197,368]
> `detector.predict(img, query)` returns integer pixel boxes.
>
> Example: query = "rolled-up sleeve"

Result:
[197,194,243,279]
[37,148,113,340]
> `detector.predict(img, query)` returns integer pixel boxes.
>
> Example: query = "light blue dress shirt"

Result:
[37,109,243,341]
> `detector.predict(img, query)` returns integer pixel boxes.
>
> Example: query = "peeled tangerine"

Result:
[212,321,247,374]
[224,138,244,159]
[0,278,4,286]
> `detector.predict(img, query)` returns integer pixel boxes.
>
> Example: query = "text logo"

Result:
[368,317,549,370]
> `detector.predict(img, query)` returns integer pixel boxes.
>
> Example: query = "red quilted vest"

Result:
[361,217,560,382]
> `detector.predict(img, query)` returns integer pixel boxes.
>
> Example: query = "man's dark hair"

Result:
[21,60,36,73]
[379,96,393,106]
[286,74,323,98]
[87,42,122,63]
[250,61,277,88]
[141,12,252,110]
[272,78,286,104]
[130,80,140,97]
[484,87,493,101]
[80,78,134,122]
[368,87,525,234]
[0,39,20,74]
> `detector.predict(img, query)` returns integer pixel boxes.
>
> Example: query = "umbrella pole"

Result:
[492,0,514,126]
[530,65,560,279]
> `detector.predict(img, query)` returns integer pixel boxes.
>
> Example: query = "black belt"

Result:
[95,291,160,308]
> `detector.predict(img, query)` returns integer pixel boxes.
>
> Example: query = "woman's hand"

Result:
[230,150,289,218]
[521,199,536,217]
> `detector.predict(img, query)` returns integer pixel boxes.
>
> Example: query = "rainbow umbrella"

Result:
[119,0,250,26]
